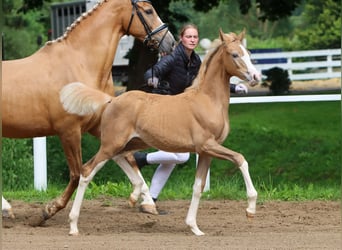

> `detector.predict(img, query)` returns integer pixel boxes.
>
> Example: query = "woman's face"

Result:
[180,28,199,52]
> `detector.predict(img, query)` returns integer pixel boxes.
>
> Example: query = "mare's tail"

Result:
[60,82,112,116]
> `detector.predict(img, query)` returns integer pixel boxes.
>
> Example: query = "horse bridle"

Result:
[126,0,169,50]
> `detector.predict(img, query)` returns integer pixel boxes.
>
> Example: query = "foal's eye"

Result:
[232,53,239,58]
[145,9,153,15]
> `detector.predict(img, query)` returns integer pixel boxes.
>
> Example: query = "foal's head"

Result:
[219,30,260,86]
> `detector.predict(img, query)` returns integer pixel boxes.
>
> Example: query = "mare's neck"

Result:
[49,1,125,87]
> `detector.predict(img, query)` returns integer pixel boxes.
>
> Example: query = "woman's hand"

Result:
[147,77,159,88]
[235,83,248,95]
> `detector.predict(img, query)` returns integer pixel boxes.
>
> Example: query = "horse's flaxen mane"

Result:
[187,32,240,91]
[45,0,106,46]
[186,42,224,90]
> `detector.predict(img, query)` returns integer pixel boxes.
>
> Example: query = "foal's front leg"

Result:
[203,140,258,217]
[239,161,258,218]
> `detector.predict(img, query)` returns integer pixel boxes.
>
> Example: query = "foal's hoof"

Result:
[69,231,80,236]
[139,204,159,215]
[246,211,255,222]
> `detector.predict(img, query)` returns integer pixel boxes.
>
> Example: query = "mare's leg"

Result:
[185,155,212,236]
[114,155,157,214]
[69,152,109,236]
[40,131,82,224]
[202,139,258,217]
[2,196,15,219]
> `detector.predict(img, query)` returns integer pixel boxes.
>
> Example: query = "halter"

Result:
[126,0,169,50]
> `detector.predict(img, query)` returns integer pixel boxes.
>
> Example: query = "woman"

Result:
[131,24,247,213]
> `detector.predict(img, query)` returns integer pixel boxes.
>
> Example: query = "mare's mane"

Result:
[46,0,106,45]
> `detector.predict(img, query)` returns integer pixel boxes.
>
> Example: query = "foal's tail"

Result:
[60,82,112,116]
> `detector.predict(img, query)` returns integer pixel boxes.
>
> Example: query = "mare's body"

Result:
[2,0,175,223]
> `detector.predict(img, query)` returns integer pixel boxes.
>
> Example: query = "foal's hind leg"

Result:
[114,155,157,215]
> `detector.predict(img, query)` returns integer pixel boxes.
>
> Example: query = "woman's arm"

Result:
[144,54,175,83]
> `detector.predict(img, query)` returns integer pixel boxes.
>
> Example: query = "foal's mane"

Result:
[46,0,106,46]
[186,32,240,91]
[186,41,224,91]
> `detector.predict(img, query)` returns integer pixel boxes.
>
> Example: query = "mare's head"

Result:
[218,29,260,86]
[124,0,175,53]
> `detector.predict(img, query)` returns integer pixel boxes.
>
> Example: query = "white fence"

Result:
[200,48,341,81]
[251,49,341,81]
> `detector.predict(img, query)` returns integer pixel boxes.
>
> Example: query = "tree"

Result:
[126,0,304,90]
[242,0,302,21]
[294,0,341,49]
[192,0,302,21]
[3,0,52,59]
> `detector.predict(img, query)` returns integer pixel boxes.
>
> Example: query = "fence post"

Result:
[327,54,333,74]
[287,57,293,79]
[33,137,47,191]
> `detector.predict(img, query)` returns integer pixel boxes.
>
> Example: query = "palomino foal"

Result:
[60,29,260,236]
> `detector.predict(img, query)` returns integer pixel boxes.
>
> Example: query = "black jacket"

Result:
[144,42,238,95]
[144,43,202,95]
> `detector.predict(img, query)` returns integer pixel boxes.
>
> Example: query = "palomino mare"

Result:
[2,0,175,223]
[60,29,261,236]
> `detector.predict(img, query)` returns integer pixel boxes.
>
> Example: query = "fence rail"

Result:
[251,49,341,81]
[200,48,341,81]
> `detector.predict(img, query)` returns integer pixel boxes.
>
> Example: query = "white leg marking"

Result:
[239,161,258,215]
[114,156,154,206]
[69,160,107,236]
[185,177,205,236]
[2,196,15,218]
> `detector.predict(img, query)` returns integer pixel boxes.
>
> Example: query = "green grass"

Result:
[3,178,339,203]
[3,101,341,202]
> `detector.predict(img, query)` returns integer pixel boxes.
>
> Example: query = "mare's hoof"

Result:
[2,209,15,219]
[139,204,159,215]
[28,209,47,227]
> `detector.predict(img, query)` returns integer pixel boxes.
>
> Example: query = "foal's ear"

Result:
[237,28,246,41]
[219,28,225,41]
